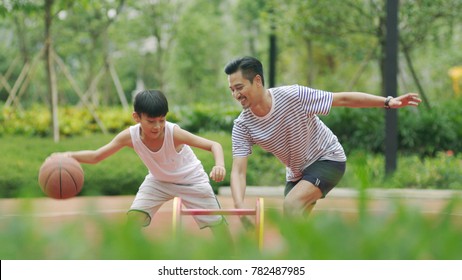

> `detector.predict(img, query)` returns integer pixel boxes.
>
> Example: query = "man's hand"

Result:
[239,216,255,230]
[389,93,422,108]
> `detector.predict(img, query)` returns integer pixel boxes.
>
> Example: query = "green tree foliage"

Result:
[230,0,270,57]
[168,0,229,104]
[0,0,43,102]
[1,0,461,108]
[110,0,184,93]
[399,0,462,48]
[276,0,462,96]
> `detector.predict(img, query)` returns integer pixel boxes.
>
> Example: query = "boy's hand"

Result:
[50,152,72,158]
[209,165,226,182]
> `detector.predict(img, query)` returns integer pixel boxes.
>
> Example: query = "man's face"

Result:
[228,71,257,109]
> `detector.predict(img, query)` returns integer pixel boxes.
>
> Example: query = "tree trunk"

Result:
[13,15,29,64]
[306,39,313,86]
[401,45,431,109]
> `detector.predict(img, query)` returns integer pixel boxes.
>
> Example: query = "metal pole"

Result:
[384,0,399,174]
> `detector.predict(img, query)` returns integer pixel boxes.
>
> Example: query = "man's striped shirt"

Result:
[232,84,346,182]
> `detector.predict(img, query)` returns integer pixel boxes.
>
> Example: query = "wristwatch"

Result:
[384,96,393,109]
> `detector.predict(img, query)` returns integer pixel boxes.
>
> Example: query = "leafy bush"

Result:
[0,132,284,198]
[0,105,134,137]
[387,152,462,190]
[338,151,462,190]
[0,134,143,198]
[1,105,52,137]
[399,100,462,156]
[0,103,239,137]
[173,103,240,133]
[2,99,462,198]
[2,99,462,158]
[321,107,385,153]
[1,134,462,199]
[322,98,462,156]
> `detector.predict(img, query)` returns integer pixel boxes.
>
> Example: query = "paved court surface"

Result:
[1,187,462,250]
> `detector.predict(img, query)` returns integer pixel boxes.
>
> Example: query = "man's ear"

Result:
[132,112,141,123]
[254,74,263,87]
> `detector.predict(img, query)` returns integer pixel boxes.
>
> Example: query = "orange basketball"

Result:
[38,155,84,199]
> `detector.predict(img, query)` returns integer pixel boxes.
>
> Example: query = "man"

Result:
[224,56,421,218]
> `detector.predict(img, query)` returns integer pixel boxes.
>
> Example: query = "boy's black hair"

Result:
[224,56,265,86]
[133,90,169,117]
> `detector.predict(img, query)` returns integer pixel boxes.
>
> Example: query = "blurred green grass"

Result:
[1,197,461,259]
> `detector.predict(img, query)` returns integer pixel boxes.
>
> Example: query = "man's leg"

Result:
[283,179,322,217]
[284,160,346,217]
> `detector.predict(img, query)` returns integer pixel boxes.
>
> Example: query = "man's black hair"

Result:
[224,56,265,86]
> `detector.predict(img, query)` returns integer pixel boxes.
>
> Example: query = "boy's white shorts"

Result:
[128,176,225,229]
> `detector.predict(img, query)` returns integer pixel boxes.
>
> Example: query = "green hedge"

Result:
[0,133,461,199]
[0,132,283,198]
[174,103,240,133]
[1,100,462,198]
[0,103,240,136]
[0,105,135,137]
[338,151,462,190]
[322,98,462,156]
[2,99,461,156]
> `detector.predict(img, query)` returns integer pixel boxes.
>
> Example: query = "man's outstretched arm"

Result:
[332,92,421,108]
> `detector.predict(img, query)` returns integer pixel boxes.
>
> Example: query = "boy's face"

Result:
[132,112,166,140]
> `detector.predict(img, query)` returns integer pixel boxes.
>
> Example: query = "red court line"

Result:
[181,209,256,216]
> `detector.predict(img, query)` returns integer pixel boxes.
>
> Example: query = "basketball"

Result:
[38,155,84,199]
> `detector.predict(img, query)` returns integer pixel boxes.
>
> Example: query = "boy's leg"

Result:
[127,177,171,227]
[167,182,233,243]
[209,221,234,245]
[178,183,228,230]
[127,209,155,227]
[170,183,236,247]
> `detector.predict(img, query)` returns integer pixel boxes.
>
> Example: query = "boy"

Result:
[54,89,229,234]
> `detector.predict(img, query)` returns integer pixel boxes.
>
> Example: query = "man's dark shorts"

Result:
[285,160,346,198]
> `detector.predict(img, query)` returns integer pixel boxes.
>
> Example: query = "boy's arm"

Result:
[55,129,132,164]
[332,92,421,108]
[173,126,225,182]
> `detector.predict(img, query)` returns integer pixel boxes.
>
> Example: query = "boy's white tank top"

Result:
[129,122,209,184]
